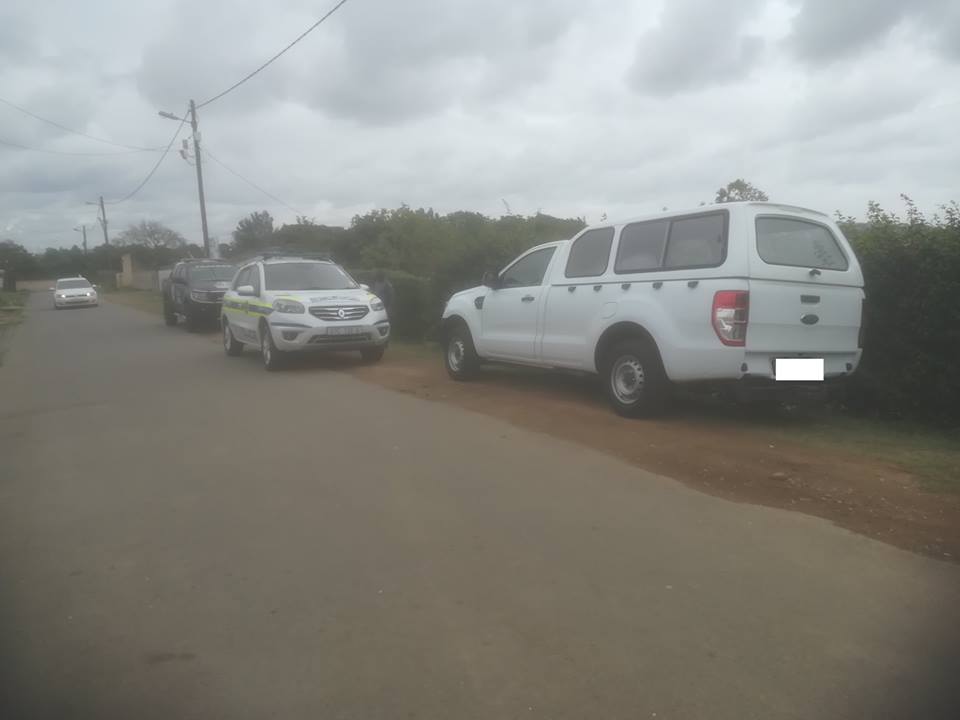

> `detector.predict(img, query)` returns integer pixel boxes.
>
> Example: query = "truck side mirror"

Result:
[237,285,256,297]
[482,271,499,289]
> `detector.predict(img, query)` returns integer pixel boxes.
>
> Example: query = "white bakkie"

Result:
[221,255,390,370]
[441,202,866,416]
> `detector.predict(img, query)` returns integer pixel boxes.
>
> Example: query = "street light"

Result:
[159,102,210,257]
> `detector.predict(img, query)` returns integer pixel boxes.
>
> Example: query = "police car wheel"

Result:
[260,323,285,371]
[223,320,243,357]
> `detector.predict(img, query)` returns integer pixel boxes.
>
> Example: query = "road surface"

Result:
[2,294,959,719]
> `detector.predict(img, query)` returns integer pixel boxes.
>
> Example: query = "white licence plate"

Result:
[323,326,366,336]
[775,358,824,381]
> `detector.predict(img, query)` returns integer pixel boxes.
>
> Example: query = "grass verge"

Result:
[0,290,28,326]
[773,416,960,492]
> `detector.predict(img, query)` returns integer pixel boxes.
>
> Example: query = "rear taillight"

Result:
[712,290,749,346]
[858,297,866,348]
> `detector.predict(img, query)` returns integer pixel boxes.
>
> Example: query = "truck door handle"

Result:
[652,282,663,290]
[593,285,602,292]
[567,286,576,293]
[809,268,822,277]
[521,295,535,303]
[687,280,699,288]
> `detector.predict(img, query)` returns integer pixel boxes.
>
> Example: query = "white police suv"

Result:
[220,254,390,370]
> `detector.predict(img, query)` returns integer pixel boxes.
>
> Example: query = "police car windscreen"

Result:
[264,263,358,291]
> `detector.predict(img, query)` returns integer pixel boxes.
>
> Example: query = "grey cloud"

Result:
[628,0,764,96]
[298,0,588,123]
[788,0,959,65]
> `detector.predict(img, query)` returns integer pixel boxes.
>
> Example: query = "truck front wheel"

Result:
[444,322,479,381]
[163,297,177,326]
[602,339,669,417]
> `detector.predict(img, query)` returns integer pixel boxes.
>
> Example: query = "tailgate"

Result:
[747,280,862,353]
[746,212,864,354]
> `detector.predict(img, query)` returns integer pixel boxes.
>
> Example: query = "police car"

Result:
[221,254,390,370]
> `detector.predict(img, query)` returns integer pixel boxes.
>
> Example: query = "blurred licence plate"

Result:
[775,358,824,381]
[324,326,365,336]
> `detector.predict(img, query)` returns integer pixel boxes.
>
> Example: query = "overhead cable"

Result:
[0,95,164,151]
[196,0,353,109]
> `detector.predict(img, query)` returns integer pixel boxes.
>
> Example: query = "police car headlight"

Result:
[370,298,384,312]
[273,299,305,314]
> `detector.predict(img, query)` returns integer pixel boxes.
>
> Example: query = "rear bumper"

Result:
[269,321,391,352]
[742,350,862,380]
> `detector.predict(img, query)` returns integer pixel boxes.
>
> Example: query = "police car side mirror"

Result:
[237,285,256,297]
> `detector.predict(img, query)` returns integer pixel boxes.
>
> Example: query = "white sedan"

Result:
[52,277,99,309]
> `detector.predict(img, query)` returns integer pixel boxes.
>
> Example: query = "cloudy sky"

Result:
[1,0,958,251]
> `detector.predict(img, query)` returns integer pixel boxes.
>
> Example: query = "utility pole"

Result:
[160,101,211,257]
[86,198,109,245]
[74,224,88,254]
[98,195,109,245]
[189,100,211,257]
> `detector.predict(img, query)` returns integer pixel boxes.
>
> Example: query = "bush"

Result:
[350,269,435,340]
[841,199,960,425]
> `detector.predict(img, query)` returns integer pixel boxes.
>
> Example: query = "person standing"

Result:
[371,270,395,318]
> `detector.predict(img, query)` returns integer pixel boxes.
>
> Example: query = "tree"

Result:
[1,240,37,287]
[115,220,187,249]
[232,210,275,254]
[715,178,769,203]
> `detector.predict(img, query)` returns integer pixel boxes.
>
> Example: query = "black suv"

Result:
[162,259,237,331]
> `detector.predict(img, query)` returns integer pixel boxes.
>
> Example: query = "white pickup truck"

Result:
[441,202,865,416]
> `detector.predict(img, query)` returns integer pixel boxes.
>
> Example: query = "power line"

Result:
[196,0,353,109]
[0,137,150,156]
[203,147,305,215]
[0,95,164,151]
[104,111,189,205]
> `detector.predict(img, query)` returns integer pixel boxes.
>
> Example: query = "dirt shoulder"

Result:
[346,346,960,563]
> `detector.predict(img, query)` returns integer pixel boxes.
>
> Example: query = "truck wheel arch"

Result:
[594,322,664,375]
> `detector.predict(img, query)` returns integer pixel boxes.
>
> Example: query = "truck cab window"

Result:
[615,220,669,273]
[500,247,556,288]
[565,227,614,278]
[663,213,727,269]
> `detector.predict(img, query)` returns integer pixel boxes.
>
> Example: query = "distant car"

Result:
[220,254,390,370]
[52,277,99,309]
[162,259,237,331]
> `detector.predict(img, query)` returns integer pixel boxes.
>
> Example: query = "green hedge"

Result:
[350,269,436,340]
[841,201,960,425]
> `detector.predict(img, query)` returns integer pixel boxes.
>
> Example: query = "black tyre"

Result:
[184,303,200,332]
[163,299,177,326]
[223,320,244,357]
[602,338,669,417]
[259,322,285,371]
[361,346,386,363]
[443,322,480,381]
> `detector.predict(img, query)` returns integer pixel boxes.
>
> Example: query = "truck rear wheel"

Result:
[602,339,669,417]
[444,322,479,381]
